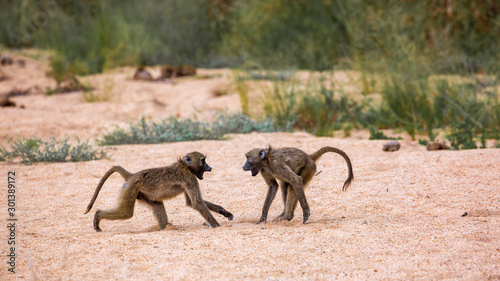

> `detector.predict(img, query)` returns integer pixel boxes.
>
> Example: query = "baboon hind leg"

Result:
[137,192,169,230]
[282,187,298,221]
[280,166,310,223]
[273,182,289,222]
[93,183,138,232]
[278,168,315,222]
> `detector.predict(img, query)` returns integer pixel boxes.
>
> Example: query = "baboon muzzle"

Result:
[204,164,212,172]
[242,161,252,171]
[242,161,259,176]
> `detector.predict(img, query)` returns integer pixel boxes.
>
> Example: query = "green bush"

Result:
[262,82,299,132]
[447,120,478,150]
[0,137,108,165]
[368,128,402,141]
[98,113,284,146]
[263,77,378,136]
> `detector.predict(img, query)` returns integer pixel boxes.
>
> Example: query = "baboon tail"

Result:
[310,146,354,191]
[84,166,133,214]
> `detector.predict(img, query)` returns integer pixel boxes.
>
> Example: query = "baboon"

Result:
[242,146,354,224]
[85,152,233,232]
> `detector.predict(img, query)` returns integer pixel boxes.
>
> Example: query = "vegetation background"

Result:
[1,0,499,152]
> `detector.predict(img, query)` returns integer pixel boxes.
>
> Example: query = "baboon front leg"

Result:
[204,201,234,221]
[257,172,279,224]
[93,183,138,232]
[273,182,289,222]
[137,192,169,230]
[187,193,233,220]
[185,189,220,227]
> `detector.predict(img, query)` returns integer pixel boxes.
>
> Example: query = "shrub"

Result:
[368,128,402,140]
[98,113,284,146]
[0,137,108,165]
[262,76,379,136]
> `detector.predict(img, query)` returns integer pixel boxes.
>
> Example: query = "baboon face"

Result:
[243,148,267,177]
[184,152,212,180]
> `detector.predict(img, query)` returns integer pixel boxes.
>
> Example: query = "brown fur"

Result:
[243,146,354,224]
[84,152,233,232]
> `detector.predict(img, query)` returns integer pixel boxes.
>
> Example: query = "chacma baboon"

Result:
[84,152,233,232]
[242,146,354,224]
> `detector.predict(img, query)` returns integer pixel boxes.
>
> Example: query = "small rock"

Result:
[383,141,400,152]
[159,64,196,79]
[427,142,448,151]
[461,212,468,217]
[132,66,153,81]
[159,64,175,78]
[0,54,14,65]
[0,97,16,107]
[175,65,196,77]
[16,58,26,67]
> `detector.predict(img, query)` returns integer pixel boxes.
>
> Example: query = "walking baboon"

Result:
[242,146,353,224]
[85,152,233,232]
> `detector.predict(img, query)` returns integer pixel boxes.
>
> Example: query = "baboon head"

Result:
[243,147,270,177]
[182,152,212,180]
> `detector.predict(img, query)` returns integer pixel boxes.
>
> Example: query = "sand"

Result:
[0,51,499,280]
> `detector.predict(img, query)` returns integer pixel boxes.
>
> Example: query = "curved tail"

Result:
[310,146,354,191]
[84,166,133,214]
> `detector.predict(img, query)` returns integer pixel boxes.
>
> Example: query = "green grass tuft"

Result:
[0,137,108,165]
[368,128,403,140]
[97,113,284,146]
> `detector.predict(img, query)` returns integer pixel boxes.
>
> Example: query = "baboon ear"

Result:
[184,155,191,165]
[259,149,266,159]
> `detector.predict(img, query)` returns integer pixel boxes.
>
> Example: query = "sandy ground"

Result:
[0,52,499,280]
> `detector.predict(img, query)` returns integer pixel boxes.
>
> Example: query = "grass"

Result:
[83,78,114,102]
[0,137,108,165]
[45,77,92,96]
[262,74,379,136]
[97,113,284,146]
[368,128,403,141]
[257,68,499,148]
[233,71,250,115]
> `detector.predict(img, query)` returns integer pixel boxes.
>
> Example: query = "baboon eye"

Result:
[259,150,265,159]
[184,156,191,165]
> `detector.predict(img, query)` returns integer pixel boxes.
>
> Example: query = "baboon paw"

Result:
[303,211,310,224]
[95,227,102,232]
[223,211,234,221]
[203,222,219,228]
[273,216,284,222]
[256,218,267,224]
